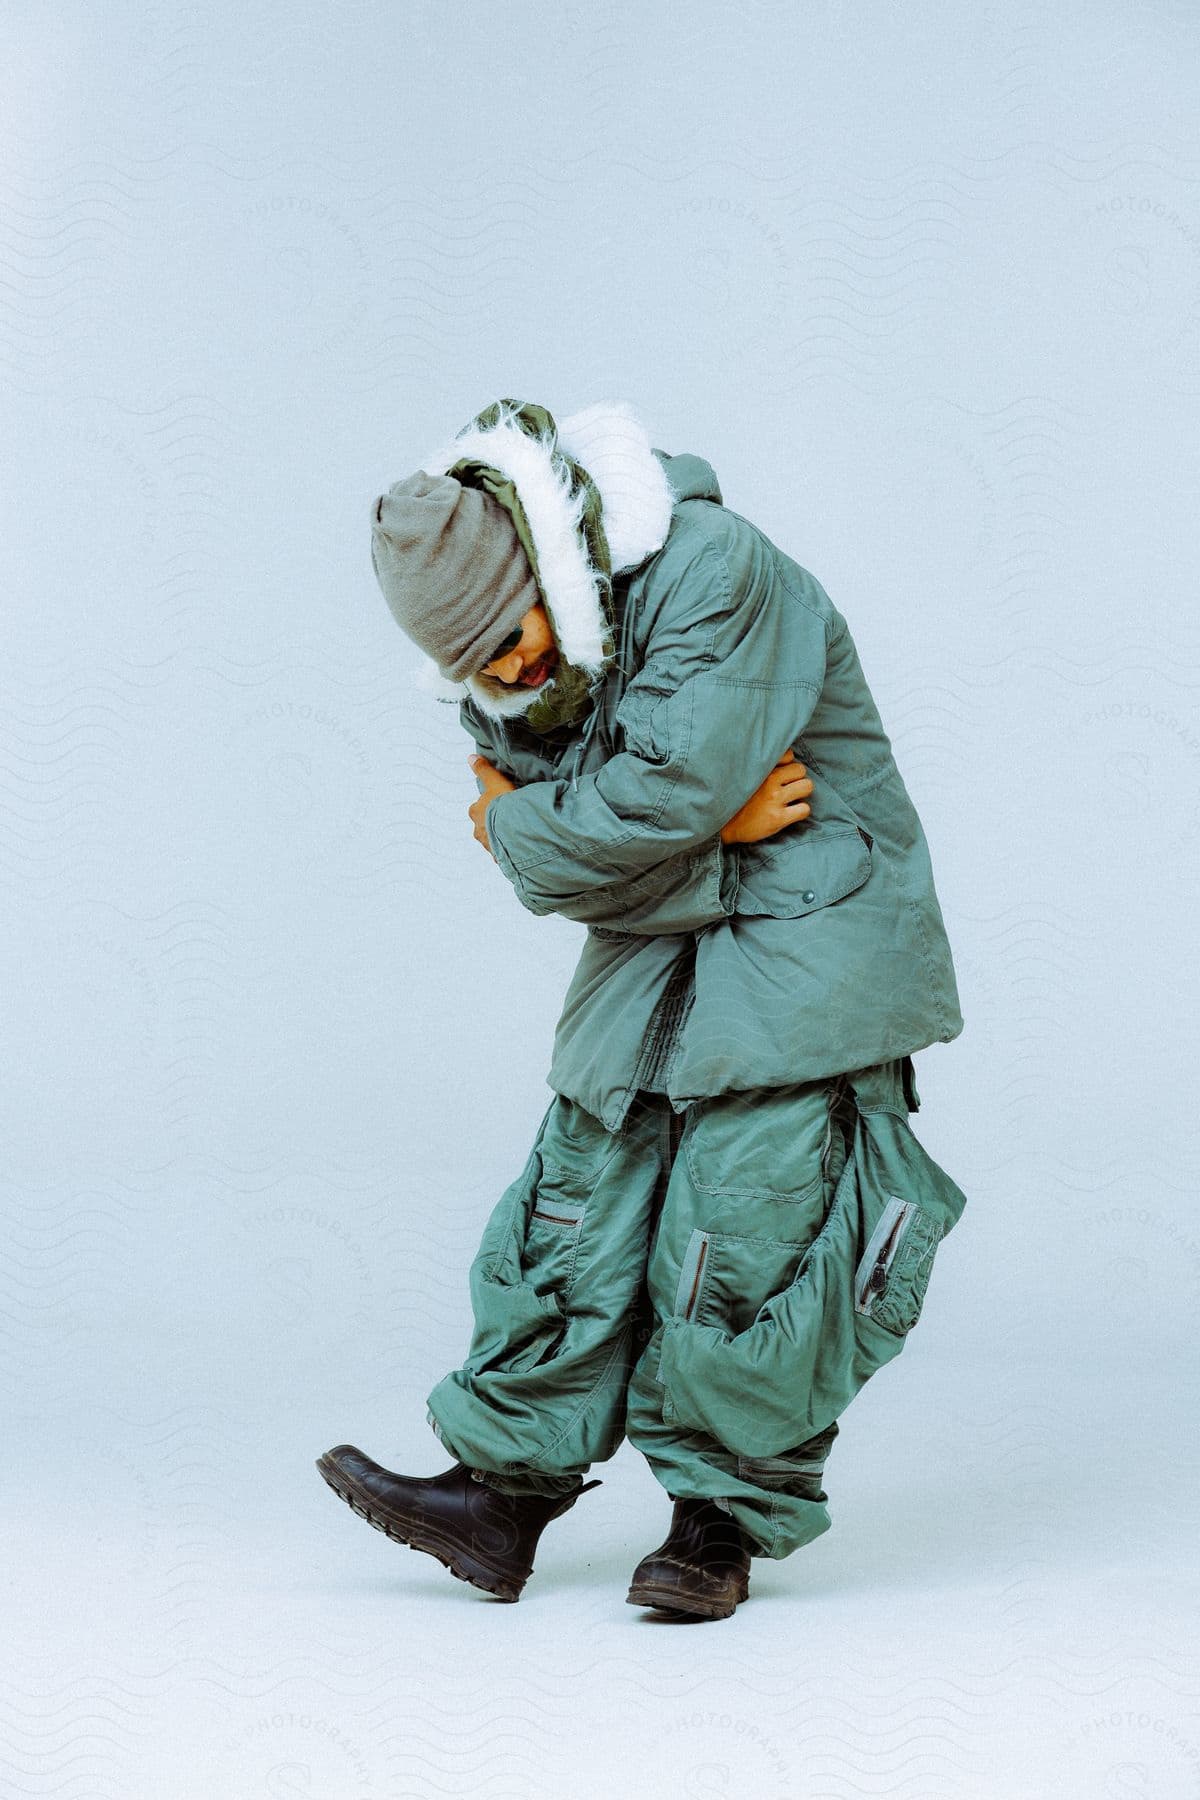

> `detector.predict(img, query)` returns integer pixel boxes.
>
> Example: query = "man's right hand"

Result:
[719,749,813,844]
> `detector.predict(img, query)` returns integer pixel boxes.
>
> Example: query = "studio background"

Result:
[3,2,1197,1795]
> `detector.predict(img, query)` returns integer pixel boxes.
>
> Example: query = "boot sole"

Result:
[625,1580,744,1621]
[315,1455,524,1602]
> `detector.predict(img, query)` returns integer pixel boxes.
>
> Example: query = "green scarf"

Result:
[446,399,615,735]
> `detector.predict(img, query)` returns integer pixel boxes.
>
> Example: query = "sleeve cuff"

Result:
[485,789,547,914]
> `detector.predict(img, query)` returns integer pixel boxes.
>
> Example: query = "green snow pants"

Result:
[425,1055,968,1560]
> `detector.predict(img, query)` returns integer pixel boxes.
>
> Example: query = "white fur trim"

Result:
[411,650,549,718]
[416,398,678,723]
[420,403,606,675]
[557,399,677,574]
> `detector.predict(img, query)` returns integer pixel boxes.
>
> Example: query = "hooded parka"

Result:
[412,400,964,1134]
[398,398,969,1562]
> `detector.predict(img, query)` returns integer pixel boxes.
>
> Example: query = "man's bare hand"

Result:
[468,754,518,859]
[720,749,813,845]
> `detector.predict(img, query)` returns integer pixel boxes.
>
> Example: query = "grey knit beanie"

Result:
[369,470,540,682]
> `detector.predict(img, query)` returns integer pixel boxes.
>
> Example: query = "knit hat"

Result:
[370,397,677,737]
[369,470,540,683]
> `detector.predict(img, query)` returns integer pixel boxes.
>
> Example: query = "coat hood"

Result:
[411,400,707,722]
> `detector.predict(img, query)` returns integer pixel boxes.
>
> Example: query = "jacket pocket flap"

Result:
[613,681,673,760]
[734,823,872,918]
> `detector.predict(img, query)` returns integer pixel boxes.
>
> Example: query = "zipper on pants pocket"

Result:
[656,1226,711,1392]
[530,1197,586,1227]
[853,1195,916,1316]
[674,1228,711,1322]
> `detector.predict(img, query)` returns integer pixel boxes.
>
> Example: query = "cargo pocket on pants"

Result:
[476,1185,590,1375]
[506,1175,589,1371]
[671,1224,813,1338]
[472,1104,612,1377]
[852,1193,942,1335]
[657,1223,814,1410]
[656,1066,970,1459]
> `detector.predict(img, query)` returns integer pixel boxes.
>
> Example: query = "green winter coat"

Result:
[415,406,963,1134]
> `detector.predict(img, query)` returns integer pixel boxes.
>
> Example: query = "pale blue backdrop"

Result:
[3,2,1198,1794]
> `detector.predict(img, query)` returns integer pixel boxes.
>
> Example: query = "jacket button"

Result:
[802,889,816,904]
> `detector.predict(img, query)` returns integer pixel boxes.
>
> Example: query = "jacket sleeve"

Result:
[518,827,741,934]
[483,522,831,919]
[460,676,741,936]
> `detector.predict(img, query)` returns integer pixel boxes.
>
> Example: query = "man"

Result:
[317,397,969,1620]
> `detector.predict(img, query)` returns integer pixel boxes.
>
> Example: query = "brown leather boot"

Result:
[626,1496,753,1620]
[316,1445,601,1602]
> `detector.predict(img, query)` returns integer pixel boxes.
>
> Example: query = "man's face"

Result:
[479,602,559,688]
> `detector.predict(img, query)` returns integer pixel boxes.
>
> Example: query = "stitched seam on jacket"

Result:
[709,675,821,693]
[905,894,950,1036]
[839,759,896,801]
[711,511,836,645]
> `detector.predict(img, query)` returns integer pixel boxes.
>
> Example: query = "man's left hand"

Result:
[468,754,518,858]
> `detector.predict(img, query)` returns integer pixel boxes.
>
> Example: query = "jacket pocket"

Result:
[733,822,872,919]
[613,680,673,762]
